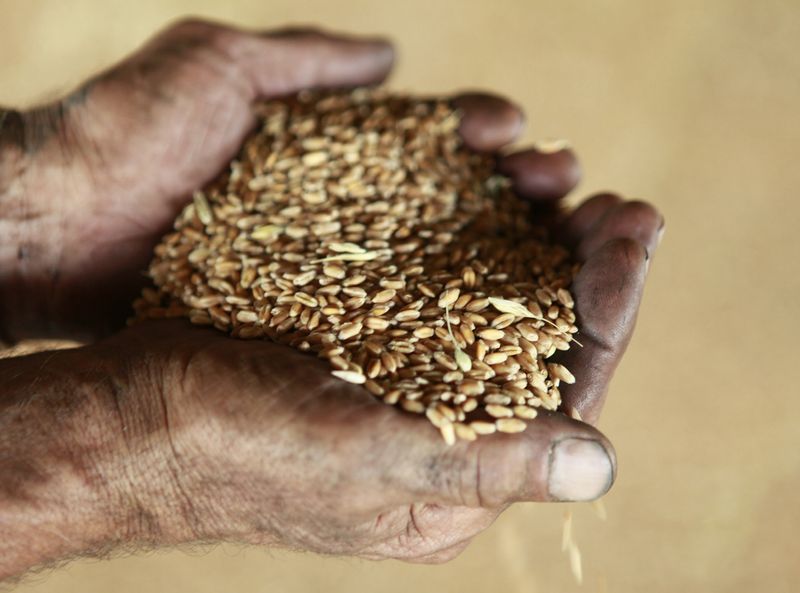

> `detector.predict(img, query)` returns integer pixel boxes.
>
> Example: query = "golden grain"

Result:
[513,405,538,420]
[476,328,505,341]
[135,89,581,445]
[439,422,456,446]
[438,287,461,309]
[454,423,477,441]
[495,418,527,433]
[470,421,497,435]
[331,370,366,384]
[485,404,514,419]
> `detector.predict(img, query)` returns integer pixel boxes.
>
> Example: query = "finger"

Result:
[556,237,649,423]
[151,20,395,98]
[575,200,664,262]
[452,92,525,152]
[384,409,616,507]
[254,28,395,94]
[560,192,624,249]
[497,144,581,201]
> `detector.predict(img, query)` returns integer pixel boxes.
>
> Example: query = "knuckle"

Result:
[604,236,648,264]
[585,191,623,208]
[417,447,483,507]
[619,200,662,228]
[443,447,484,507]
[167,17,216,37]
[266,26,328,43]
[452,445,508,508]
[467,447,490,506]
[441,444,517,508]
[162,18,235,51]
[472,440,532,506]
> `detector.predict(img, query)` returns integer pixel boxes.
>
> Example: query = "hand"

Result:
[80,133,660,566]
[0,20,528,342]
[82,193,660,564]
[4,20,399,340]
[0,18,664,576]
[1,150,663,576]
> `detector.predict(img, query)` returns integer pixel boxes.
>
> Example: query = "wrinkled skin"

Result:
[1,19,663,568]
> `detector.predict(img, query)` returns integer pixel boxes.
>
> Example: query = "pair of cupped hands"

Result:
[4,20,662,564]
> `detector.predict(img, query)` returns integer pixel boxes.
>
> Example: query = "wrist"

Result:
[0,347,126,581]
[0,342,196,581]
[84,330,223,546]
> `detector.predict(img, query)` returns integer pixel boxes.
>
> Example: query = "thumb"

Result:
[385,410,616,507]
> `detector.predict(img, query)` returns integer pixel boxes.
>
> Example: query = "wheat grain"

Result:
[495,418,527,433]
[485,404,514,419]
[134,88,582,444]
[331,370,366,385]
[568,540,583,585]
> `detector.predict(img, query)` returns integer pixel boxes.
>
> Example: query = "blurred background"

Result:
[2,0,799,591]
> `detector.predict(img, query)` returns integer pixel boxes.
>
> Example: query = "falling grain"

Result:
[568,540,583,585]
[562,510,573,552]
[593,499,608,521]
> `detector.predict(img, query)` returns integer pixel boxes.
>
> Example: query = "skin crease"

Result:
[0,19,663,582]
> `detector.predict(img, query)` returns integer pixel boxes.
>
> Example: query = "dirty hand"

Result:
[0,18,663,582]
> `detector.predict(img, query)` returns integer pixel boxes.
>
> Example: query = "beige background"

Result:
[2,0,799,591]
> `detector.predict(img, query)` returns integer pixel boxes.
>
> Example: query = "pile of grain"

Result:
[134,88,581,443]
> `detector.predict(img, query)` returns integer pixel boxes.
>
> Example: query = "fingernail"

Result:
[548,438,613,502]
[657,217,666,245]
